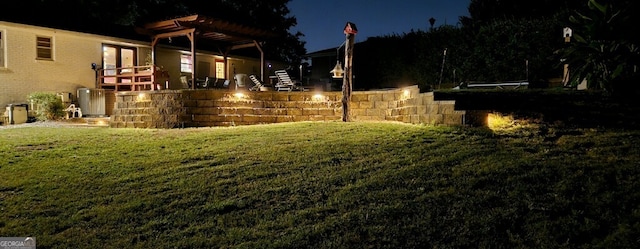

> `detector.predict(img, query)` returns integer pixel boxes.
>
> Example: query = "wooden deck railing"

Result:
[98,65,169,91]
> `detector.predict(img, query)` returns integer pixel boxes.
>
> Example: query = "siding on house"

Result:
[0,21,282,110]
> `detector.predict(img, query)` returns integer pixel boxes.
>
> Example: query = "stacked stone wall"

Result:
[110,85,465,128]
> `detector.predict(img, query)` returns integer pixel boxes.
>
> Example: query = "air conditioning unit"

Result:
[77,88,105,117]
[4,103,29,124]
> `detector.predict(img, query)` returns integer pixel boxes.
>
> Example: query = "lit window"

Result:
[0,31,5,67]
[36,36,52,60]
[181,54,192,73]
[215,60,225,79]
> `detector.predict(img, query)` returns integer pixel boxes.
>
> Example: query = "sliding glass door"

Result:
[102,44,136,83]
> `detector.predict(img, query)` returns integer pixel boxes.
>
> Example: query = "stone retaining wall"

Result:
[110,85,465,128]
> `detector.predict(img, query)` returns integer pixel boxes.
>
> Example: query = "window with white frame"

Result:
[0,31,5,67]
[215,60,225,79]
[180,54,192,73]
[36,35,52,60]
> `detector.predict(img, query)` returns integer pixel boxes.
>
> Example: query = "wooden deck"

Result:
[98,65,169,91]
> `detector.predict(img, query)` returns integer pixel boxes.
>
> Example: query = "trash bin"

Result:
[5,103,29,125]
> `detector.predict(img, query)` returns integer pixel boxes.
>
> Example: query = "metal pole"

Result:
[438,48,447,89]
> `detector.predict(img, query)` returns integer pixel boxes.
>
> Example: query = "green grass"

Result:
[1,121,640,248]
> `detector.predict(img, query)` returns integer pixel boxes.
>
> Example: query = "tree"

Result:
[353,25,470,91]
[560,0,640,93]
[456,0,594,87]
[466,0,586,25]
[462,17,563,85]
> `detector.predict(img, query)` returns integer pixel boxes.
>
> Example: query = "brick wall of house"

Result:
[0,22,99,108]
[110,85,465,128]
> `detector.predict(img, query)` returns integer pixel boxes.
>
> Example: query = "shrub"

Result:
[27,92,65,121]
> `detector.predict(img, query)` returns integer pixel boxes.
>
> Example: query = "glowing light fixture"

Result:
[233,92,246,99]
[312,93,325,101]
[487,113,514,130]
[137,93,147,101]
[402,89,411,98]
[330,61,344,79]
[331,40,347,79]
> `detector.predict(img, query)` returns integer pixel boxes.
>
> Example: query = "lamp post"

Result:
[562,27,572,86]
[342,22,357,122]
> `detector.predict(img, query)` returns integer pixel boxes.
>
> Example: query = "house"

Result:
[0,16,284,116]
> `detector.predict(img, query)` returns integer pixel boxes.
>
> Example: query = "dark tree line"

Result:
[0,0,306,64]
[352,0,640,94]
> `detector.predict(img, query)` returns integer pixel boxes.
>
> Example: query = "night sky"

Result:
[288,0,471,53]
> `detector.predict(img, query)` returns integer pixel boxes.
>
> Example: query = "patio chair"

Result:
[274,70,300,91]
[200,76,214,89]
[249,74,267,91]
[234,74,250,90]
[179,75,191,89]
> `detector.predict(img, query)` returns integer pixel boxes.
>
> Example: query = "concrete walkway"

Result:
[0,117,109,130]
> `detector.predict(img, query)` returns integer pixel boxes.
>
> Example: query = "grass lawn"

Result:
[1,121,639,248]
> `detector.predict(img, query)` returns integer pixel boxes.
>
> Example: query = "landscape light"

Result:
[312,93,325,101]
[487,112,514,130]
[137,93,147,101]
[402,89,411,98]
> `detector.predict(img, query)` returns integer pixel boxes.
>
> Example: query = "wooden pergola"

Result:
[137,14,275,89]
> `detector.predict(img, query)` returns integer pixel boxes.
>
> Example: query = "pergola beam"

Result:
[152,28,196,40]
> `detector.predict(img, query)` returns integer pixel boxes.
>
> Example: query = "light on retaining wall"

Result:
[398,89,411,101]
[402,89,410,98]
[312,93,325,101]
[136,93,148,102]
[233,92,246,99]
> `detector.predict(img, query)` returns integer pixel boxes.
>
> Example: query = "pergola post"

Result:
[223,49,230,80]
[187,31,196,89]
[151,37,159,90]
[254,40,265,82]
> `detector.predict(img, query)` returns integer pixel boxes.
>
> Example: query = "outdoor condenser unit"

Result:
[77,88,105,117]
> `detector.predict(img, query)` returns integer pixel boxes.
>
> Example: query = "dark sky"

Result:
[288,0,471,53]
